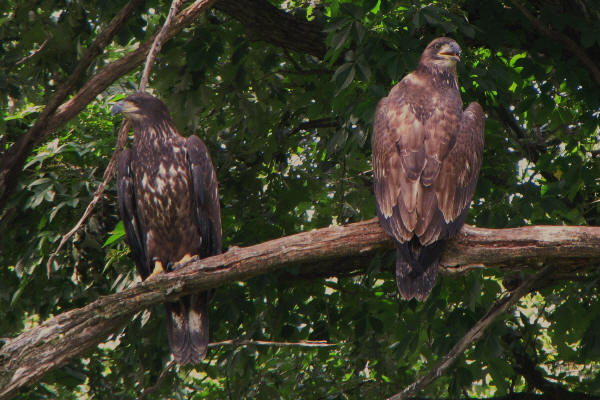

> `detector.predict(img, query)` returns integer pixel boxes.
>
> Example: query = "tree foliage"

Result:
[1,0,599,398]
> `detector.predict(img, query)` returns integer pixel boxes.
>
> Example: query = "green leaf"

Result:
[103,221,125,247]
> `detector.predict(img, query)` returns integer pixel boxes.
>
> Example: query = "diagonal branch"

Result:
[0,0,216,212]
[1,220,600,398]
[0,0,145,211]
[509,0,600,85]
[138,0,183,92]
[387,264,554,400]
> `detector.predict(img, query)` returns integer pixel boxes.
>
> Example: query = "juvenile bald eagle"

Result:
[112,93,221,364]
[372,37,484,301]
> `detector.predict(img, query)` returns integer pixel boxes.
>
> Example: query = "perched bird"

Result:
[372,37,484,301]
[112,92,221,363]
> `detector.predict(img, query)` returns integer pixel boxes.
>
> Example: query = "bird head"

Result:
[111,92,171,123]
[421,37,461,69]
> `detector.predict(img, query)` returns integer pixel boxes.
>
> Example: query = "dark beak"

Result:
[449,42,461,62]
[111,101,124,116]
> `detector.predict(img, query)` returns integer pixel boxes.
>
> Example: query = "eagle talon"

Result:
[172,254,195,271]
[147,260,165,280]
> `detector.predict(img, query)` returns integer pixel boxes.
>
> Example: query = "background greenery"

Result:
[1,0,599,398]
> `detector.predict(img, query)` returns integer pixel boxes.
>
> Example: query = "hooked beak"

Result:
[438,42,461,62]
[440,52,460,62]
[111,101,124,116]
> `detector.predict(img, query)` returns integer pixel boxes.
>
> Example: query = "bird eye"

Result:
[434,43,441,49]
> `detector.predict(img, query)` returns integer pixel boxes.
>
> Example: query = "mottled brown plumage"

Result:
[113,93,221,364]
[373,37,484,301]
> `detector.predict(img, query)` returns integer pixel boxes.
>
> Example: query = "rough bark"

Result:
[214,0,326,59]
[1,219,600,398]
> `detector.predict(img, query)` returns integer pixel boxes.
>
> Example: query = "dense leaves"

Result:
[1,0,599,398]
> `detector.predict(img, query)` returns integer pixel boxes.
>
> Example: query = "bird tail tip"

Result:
[395,253,438,302]
[166,292,209,365]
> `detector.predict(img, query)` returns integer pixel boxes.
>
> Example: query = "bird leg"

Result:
[147,260,165,280]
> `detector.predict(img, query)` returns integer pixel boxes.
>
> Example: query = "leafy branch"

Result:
[0,0,216,212]
[509,0,600,85]
[388,265,554,400]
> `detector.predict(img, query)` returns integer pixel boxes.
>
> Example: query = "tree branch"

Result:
[138,0,183,92]
[140,360,176,399]
[1,219,599,397]
[0,0,144,211]
[512,343,594,400]
[288,117,340,136]
[509,0,600,85]
[214,0,326,59]
[208,339,338,348]
[387,264,554,400]
[0,0,216,212]
[15,38,49,66]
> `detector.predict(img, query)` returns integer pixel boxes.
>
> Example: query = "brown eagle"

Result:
[372,37,484,301]
[112,93,221,364]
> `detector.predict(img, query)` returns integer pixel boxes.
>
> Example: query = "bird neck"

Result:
[133,120,177,150]
[415,63,459,90]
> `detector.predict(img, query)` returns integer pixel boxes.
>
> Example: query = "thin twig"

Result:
[139,0,183,91]
[140,360,176,399]
[47,122,129,276]
[16,39,49,66]
[288,117,340,137]
[208,339,339,348]
[387,264,554,400]
[47,0,184,276]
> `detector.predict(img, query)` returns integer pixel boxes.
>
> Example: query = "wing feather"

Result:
[116,148,149,278]
[434,102,485,225]
[185,135,222,257]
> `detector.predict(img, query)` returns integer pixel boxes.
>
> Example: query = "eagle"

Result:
[112,92,222,364]
[372,37,484,301]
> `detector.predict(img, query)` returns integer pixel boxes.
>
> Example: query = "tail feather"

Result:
[395,239,444,301]
[165,291,209,364]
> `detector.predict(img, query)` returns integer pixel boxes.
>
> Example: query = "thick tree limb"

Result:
[0,0,216,212]
[214,0,326,59]
[1,220,600,398]
[0,0,144,211]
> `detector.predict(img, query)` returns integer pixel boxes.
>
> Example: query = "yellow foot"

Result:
[176,253,195,267]
[147,260,165,280]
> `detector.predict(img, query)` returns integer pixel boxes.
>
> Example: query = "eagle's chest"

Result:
[133,143,192,226]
